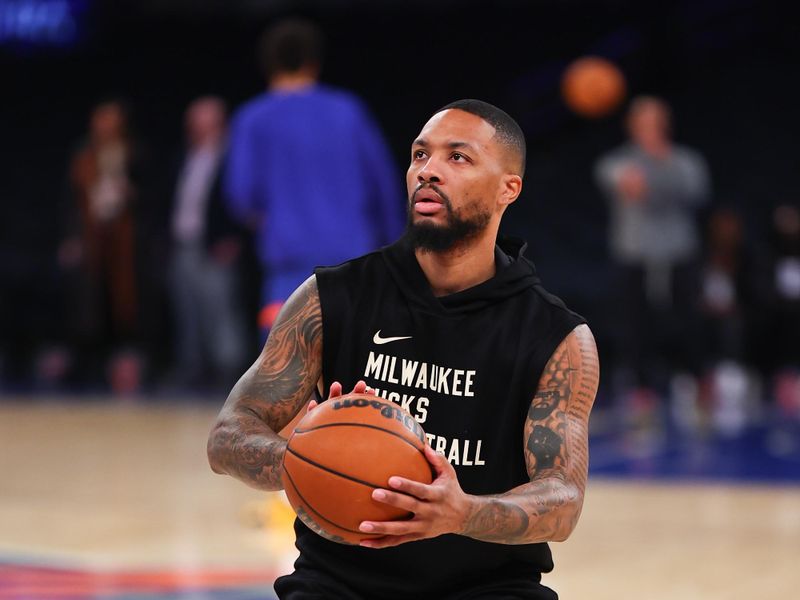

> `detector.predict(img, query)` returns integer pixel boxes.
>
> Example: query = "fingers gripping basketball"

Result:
[281,393,433,545]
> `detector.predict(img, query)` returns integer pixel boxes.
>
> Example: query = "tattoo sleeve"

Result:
[461,324,599,544]
[206,275,323,490]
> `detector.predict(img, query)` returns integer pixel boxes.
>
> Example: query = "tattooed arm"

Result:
[359,324,599,548]
[206,275,323,491]
[460,323,599,543]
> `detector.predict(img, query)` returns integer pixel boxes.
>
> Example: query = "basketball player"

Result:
[208,99,600,599]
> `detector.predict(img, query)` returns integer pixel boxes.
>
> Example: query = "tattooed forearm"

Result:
[460,477,580,544]
[207,276,323,491]
[459,325,599,544]
[207,414,287,488]
[461,497,529,542]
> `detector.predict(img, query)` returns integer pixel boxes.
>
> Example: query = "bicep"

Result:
[523,324,599,492]
[222,275,323,433]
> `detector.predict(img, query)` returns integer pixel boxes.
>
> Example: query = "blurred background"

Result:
[1,0,798,599]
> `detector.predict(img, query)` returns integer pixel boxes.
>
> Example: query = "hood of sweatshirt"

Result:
[381,235,541,316]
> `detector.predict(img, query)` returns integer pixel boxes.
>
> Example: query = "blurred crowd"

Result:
[5,18,404,398]
[596,96,800,438]
[1,18,799,443]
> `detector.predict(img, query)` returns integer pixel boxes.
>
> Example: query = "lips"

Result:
[413,189,444,215]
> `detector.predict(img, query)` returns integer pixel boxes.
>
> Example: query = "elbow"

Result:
[206,423,227,475]
[550,484,584,542]
[551,521,576,543]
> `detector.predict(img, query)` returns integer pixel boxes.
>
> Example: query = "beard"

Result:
[403,184,492,252]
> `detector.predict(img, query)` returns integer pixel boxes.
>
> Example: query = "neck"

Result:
[192,135,224,151]
[93,134,123,146]
[270,70,317,92]
[415,229,498,297]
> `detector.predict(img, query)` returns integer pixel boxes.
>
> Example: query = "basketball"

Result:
[561,56,626,118]
[281,393,433,545]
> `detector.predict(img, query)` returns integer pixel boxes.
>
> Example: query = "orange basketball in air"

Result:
[561,56,626,118]
[281,393,433,545]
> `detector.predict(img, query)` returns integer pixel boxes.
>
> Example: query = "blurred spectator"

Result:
[765,204,800,364]
[697,208,756,367]
[166,96,249,391]
[60,98,146,392]
[224,17,405,338]
[760,204,800,413]
[594,95,711,399]
[694,208,762,436]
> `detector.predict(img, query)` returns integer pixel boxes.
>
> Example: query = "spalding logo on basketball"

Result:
[281,393,433,545]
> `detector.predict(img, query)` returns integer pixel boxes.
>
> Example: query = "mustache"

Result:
[411,183,451,208]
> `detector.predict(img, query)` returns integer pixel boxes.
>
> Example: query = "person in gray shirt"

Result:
[595,95,711,397]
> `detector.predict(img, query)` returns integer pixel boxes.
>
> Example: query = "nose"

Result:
[417,157,442,185]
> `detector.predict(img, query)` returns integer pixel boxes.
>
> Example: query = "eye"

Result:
[451,152,466,162]
[413,149,426,160]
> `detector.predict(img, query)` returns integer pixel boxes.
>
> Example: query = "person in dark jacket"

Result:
[168,96,249,389]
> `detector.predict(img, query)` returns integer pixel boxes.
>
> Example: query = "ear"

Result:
[498,173,523,208]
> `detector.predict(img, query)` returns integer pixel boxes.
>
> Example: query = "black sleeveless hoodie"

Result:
[290,236,585,599]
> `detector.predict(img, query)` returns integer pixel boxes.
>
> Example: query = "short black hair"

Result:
[435,99,526,177]
[258,18,324,76]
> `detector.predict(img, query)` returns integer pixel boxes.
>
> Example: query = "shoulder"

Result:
[529,285,588,350]
[555,323,599,386]
[312,249,385,328]
[317,84,361,105]
[672,144,708,164]
[517,254,587,327]
[247,275,321,344]
[315,246,385,279]
[593,144,635,181]
[533,284,585,320]
[230,93,274,128]
[313,246,394,311]
[276,275,322,321]
[515,272,589,371]
[316,85,371,118]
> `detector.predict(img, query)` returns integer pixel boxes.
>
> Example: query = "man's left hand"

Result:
[358,445,471,548]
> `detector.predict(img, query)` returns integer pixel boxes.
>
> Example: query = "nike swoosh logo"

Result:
[373,330,412,345]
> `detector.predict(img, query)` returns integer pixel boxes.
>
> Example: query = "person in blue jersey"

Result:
[209,99,600,599]
[224,17,405,338]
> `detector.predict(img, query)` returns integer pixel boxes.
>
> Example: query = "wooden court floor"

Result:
[1,400,798,599]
